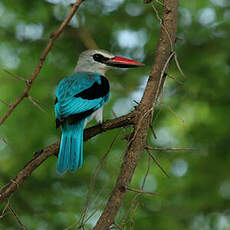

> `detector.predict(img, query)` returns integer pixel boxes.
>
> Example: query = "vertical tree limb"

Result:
[93,1,178,229]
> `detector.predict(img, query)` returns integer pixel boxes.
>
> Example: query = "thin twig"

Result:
[155,0,164,6]
[130,203,138,230]
[65,183,108,230]
[152,3,174,51]
[152,3,162,23]
[3,69,26,82]
[152,2,185,80]
[147,149,169,178]
[149,124,157,139]
[8,203,26,230]
[0,112,136,204]
[174,53,185,77]
[167,105,185,127]
[80,131,121,225]
[94,1,178,228]
[146,146,195,151]
[0,99,10,107]
[0,0,84,126]
[154,52,175,107]
[82,199,105,226]
[127,187,158,195]
[141,153,151,190]
[0,199,9,218]
[149,76,168,140]
[166,73,184,85]
[28,96,46,113]
[122,153,152,227]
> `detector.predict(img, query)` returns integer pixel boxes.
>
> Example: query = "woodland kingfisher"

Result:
[55,49,144,173]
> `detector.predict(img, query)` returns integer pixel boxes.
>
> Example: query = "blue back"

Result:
[55,72,110,173]
[55,72,110,121]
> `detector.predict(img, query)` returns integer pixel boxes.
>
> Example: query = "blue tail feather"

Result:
[57,119,85,174]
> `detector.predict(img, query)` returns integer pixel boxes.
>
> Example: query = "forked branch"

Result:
[94,0,178,229]
[0,112,136,204]
[0,0,84,126]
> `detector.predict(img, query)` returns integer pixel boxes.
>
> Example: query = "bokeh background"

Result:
[0,0,230,229]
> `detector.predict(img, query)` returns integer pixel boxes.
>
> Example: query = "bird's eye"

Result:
[93,54,109,63]
[93,54,104,61]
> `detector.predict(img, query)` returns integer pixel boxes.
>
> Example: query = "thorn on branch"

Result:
[28,96,46,113]
[166,73,184,85]
[127,187,158,195]
[0,0,84,126]
[3,69,26,82]
[146,149,169,178]
[0,199,9,219]
[146,146,195,151]
[149,124,157,139]
[0,99,10,107]
[174,53,185,78]
[8,203,27,230]
[167,105,185,126]
[151,3,162,24]
[155,0,164,7]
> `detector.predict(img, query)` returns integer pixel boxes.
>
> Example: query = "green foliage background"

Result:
[0,0,229,229]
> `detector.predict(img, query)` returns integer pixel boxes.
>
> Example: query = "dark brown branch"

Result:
[0,2,178,229]
[0,0,84,126]
[0,112,136,204]
[93,1,178,229]
[0,143,58,204]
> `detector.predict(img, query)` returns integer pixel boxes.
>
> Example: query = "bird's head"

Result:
[74,49,144,75]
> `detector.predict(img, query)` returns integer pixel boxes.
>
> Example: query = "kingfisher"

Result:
[55,49,144,173]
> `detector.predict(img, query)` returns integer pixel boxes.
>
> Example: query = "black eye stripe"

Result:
[93,53,110,64]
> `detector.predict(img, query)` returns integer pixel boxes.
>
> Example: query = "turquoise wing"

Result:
[55,72,110,123]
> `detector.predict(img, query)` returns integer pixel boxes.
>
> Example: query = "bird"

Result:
[55,49,144,174]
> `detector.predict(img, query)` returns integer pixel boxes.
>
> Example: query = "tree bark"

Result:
[93,0,178,229]
[0,112,136,204]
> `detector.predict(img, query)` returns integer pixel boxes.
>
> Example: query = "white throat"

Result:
[74,62,109,75]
